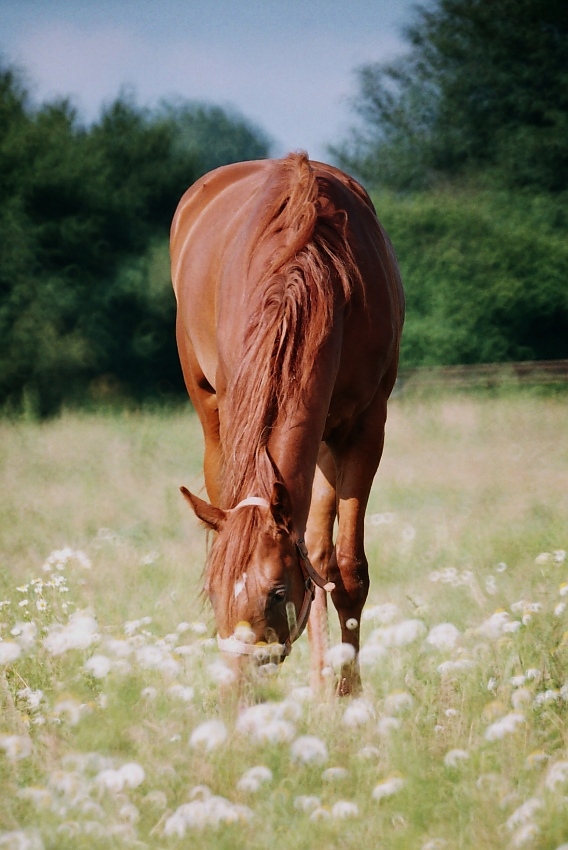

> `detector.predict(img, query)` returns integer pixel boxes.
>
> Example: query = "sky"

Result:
[1,0,415,162]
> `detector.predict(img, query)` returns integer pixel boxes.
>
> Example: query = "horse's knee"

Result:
[329,549,369,613]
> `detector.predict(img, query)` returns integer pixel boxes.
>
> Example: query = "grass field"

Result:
[1,390,567,849]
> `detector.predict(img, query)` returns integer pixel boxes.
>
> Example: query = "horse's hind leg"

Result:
[328,391,388,696]
[305,443,337,692]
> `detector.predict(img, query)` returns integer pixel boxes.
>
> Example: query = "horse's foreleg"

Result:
[328,393,387,696]
[305,443,337,693]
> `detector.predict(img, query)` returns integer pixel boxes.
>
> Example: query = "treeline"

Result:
[334,0,568,369]
[0,62,270,415]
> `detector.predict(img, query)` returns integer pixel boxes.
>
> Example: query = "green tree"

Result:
[334,0,568,192]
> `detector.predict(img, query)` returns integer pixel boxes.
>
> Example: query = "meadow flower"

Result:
[309,807,331,821]
[371,619,426,647]
[554,550,566,564]
[509,823,540,848]
[378,716,401,736]
[535,552,552,565]
[342,698,375,727]
[362,602,400,624]
[164,797,253,834]
[484,712,525,741]
[255,720,296,744]
[372,776,405,801]
[84,654,112,678]
[0,641,22,665]
[0,830,45,850]
[444,749,469,767]
[506,797,542,829]
[437,658,474,675]
[95,762,145,792]
[290,735,328,765]
[357,745,380,759]
[368,512,395,526]
[534,689,559,706]
[206,659,236,685]
[511,688,532,710]
[545,760,568,792]
[168,684,194,702]
[358,643,388,667]
[294,795,321,812]
[426,623,460,651]
[43,611,99,655]
[0,734,32,761]
[322,766,348,782]
[325,642,356,670]
[332,800,359,818]
[190,719,228,752]
[17,687,43,711]
[476,610,510,639]
[384,690,413,714]
[53,698,84,725]
[236,765,272,792]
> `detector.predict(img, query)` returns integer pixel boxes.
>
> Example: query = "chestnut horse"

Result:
[171,152,404,694]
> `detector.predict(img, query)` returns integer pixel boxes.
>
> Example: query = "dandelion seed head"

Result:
[290,735,328,765]
[485,712,525,741]
[0,734,32,761]
[444,749,469,767]
[362,602,400,624]
[84,654,112,678]
[372,776,405,801]
[325,642,356,670]
[0,641,22,665]
[294,795,321,812]
[342,698,375,727]
[322,766,348,782]
[190,719,227,752]
[426,623,460,651]
[331,800,358,818]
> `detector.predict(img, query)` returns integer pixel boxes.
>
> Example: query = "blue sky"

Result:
[1,0,416,161]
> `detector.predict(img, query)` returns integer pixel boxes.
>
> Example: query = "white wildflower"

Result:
[309,807,331,822]
[444,749,469,767]
[53,698,84,725]
[254,720,296,744]
[362,603,400,624]
[554,550,566,564]
[290,735,328,765]
[325,642,356,670]
[384,690,413,715]
[331,800,359,819]
[43,611,99,655]
[370,619,426,647]
[164,796,253,834]
[322,766,348,782]
[358,643,387,667]
[0,734,32,761]
[294,795,321,813]
[378,716,401,736]
[168,684,195,702]
[511,688,532,710]
[485,712,525,741]
[357,745,380,759]
[0,641,21,665]
[342,698,375,727]
[0,830,44,850]
[190,720,227,752]
[84,654,112,678]
[372,776,405,801]
[437,658,474,675]
[535,552,552,565]
[534,689,559,706]
[509,824,540,847]
[206,659,236,685]
[476,611,510,639]
[236,765,272,793]
[506,797,543,830]
[426,623,460,651]
[545,760,568,792]
[368,512,395,526]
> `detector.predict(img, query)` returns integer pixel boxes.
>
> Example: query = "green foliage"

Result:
[0,62,271,416]
[374,189,568,366]
[334,0,568,192]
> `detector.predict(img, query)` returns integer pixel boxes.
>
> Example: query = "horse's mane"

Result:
[207,152,362,599]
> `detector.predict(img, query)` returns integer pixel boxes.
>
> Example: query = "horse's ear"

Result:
[180,486,226,531]
[270,481,294,533]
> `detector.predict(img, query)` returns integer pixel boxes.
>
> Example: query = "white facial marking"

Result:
[234,572,247,599]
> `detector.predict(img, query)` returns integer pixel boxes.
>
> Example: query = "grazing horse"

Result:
[171,152,404,694]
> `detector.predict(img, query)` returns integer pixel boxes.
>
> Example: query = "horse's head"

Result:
[180,482,333,663]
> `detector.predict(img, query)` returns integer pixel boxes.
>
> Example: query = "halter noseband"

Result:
[216,496,335,658]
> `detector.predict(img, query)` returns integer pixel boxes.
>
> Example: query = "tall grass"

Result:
[0,392,567,849]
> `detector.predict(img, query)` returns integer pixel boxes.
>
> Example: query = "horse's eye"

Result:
[268,587,287,607]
